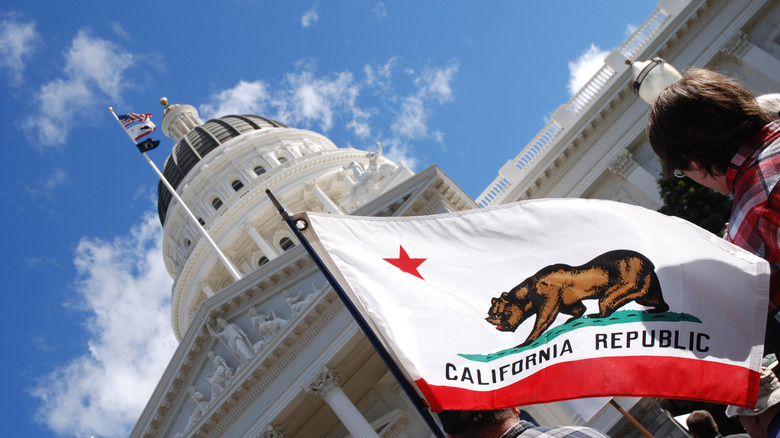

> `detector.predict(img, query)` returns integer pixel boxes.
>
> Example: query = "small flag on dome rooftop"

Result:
[136,138,160,153]
[107,105,244,282]
[117,112,151,127]
[126,119,156,141]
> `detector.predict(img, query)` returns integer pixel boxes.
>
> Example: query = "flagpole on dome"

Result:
[108,106,243,282]
[265,189,446,438]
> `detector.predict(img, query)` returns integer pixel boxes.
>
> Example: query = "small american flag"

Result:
[117,113,151,127]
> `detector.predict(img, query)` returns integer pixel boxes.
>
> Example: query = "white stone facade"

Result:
[478,0,780,212]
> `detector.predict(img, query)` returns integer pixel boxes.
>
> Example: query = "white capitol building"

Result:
[131,0,780,436]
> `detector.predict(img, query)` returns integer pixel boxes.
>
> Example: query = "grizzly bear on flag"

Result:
[486,249,668,348]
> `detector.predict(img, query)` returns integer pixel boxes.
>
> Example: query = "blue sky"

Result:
[0,1,658,436]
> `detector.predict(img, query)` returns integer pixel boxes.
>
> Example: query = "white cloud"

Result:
[301,5,319,28]
[567,43,609,96]
[0,16,40,85]
[25,168,69,199]
[64,30,134,101]
[373,2,388,20]
[201,58,458,170]
[391,62,458,140]
[392,95,426,138]
[30,212,177,438]
[23,29,135,149]
[379,137,419,170]
[110,22,131,41]
[416,63,457,103]
[199,80,270,119]
[284,70,359,132]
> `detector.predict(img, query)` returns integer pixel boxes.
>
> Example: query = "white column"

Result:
[305,368,380,438]
[244,225,279,260]
[607,149,663,207]
[200,282,215,298]
[720,31,780,90]
[308,182,342,214]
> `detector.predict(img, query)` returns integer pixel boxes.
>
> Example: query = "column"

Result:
[200,282,214,298]
[244,225,279,260]
[607,149,663,208]
[720,31,780,90]
[308,182,342,214]
[304,368,380,438]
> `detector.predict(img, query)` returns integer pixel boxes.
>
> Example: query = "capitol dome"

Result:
[158,115,289,225]
[155,99,413,337]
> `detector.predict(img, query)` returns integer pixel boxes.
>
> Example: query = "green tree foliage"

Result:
[657,176,732,235]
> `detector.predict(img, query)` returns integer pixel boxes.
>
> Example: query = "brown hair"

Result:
[646,68,772,178]
[457,409,517,438]
[686,410,719,438]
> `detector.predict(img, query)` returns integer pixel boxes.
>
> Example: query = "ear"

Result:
[688,161,705,172]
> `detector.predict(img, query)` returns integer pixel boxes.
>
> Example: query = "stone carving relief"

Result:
[210,317,255,363]
[249,307,287,351]
[206,351,234,398]
[184,387,209,431]
[342,145,399,212]
[258,425,286,438]
[284,290,316,317]
[720,30,752,62]
[606,149,638,179]
[304,367,340,398]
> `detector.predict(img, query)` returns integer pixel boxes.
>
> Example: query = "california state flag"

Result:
[294,199,769,411]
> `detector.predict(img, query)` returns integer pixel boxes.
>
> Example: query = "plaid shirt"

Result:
[500,420,610,437]
[726,120,780,318]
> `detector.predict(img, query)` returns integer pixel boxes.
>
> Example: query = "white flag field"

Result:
[294,199,769,412]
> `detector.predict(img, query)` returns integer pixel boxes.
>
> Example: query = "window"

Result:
[212,198,223,210]
[279,237,295,251]
[197,217,205,225]
[258,256,269,267]
[278,156,287,164]
[231,179,244,191]
[254,166,266,176]
[184,238,191,247]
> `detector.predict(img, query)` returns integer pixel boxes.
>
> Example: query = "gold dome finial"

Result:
[160,97,169,107]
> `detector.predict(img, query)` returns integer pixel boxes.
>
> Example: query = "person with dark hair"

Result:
[645,68,780,354]
[437,408,610,438]
[687,410,722,438]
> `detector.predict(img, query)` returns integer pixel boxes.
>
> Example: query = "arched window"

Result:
[184,238,191,247]
[231,179,244,191]
[254,166,266,176]
[279,237,295,251]
[212,198,223,210]
[278,156,287,164]
[258,256,269,267]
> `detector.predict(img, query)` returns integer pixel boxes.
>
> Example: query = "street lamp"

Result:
[628,57,682,105]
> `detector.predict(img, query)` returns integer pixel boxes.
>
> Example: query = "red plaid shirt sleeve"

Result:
[727,121,780,315]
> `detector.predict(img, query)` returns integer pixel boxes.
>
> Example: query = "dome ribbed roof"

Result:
[157,115,288,225]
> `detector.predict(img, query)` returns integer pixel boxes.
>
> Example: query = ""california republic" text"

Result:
[445,329,710,386]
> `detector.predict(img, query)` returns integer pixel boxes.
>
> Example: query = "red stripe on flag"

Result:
[416,356,760,412]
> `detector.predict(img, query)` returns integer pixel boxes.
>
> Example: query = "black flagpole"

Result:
[266,189,446,438]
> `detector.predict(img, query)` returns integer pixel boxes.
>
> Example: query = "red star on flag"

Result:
[383,245,426,280]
